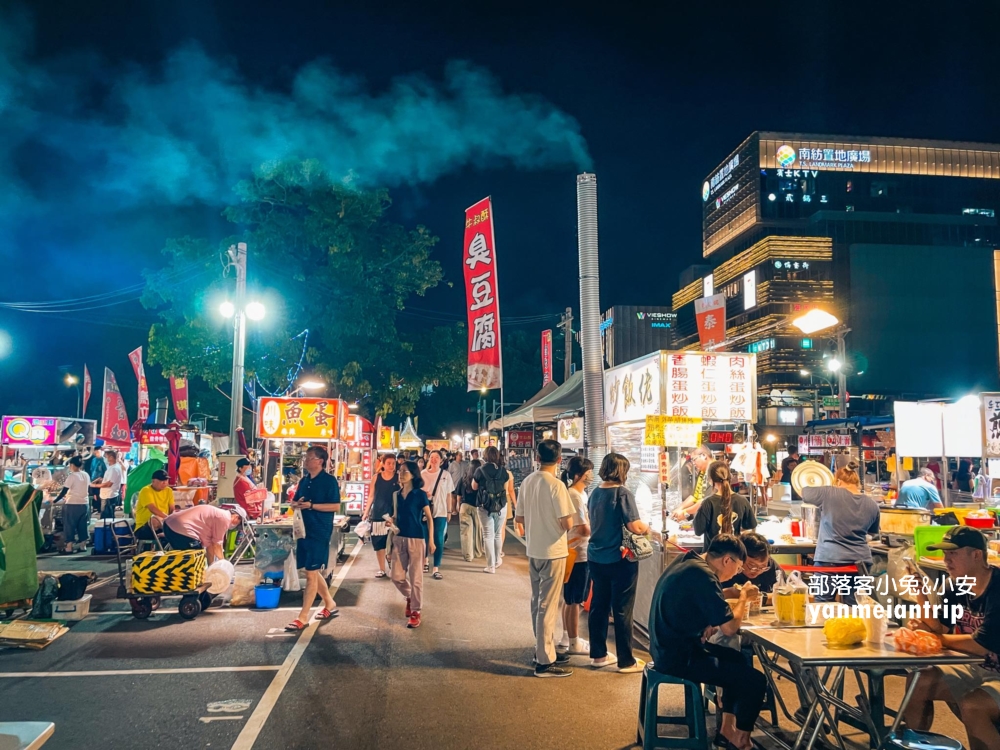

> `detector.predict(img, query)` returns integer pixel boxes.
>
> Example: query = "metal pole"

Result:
[561,307,573,383]
[837,329,847,418]
[577,174,607,469]
[76,385,82,419]
[228,242,248,448]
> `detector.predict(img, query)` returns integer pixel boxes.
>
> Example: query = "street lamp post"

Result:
[65,374,81,418]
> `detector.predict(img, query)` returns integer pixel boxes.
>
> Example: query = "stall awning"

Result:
[489,372,584,429]
[398,417,423,449]
[806,416,894,431]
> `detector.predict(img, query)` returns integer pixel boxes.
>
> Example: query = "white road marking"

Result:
[85,605,306,617]
[0,666,280,678]
[200,716,245,723]
[230,540,363,750]
[208,699,253,713]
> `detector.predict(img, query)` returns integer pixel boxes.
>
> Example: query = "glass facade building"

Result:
[676,132,1000,403]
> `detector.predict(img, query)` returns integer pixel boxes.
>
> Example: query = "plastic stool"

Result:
[637,664,709,749]
[885,728,963,749]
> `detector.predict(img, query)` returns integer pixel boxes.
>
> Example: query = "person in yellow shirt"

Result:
[135,470,175,541]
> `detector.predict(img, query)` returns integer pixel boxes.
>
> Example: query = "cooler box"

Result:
[131,550,206,594]
[53,594,92,621]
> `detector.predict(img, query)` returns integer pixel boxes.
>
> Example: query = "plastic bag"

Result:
[823,617,866,648]
[292,509,306,540]
[893,627,942,655]
[355,519,371,539]
[857,594,888,643]
[229,569,262,607]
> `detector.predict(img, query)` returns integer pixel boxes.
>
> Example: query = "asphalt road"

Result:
[1,522,973,749]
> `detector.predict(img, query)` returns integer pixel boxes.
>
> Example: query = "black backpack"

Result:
[478,466,507,515]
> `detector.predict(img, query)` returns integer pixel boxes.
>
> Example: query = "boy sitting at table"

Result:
[903,526,1000,750]
[650,533,767,750]
[721,531,780,603]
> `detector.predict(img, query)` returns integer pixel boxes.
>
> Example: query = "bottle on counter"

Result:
[789,570,808,626]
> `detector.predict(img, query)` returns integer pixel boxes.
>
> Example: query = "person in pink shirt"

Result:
[163,504,245,563]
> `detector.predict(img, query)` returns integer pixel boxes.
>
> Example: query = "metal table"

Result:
[742,624,979,750]
[254,516,348,589]
[0,722,54,749]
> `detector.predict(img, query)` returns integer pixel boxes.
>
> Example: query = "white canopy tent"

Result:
[489,372,584,430]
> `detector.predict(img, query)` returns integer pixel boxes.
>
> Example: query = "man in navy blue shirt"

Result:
[286,445,341,631]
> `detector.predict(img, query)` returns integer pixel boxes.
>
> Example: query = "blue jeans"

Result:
[478,508,504,569]
[423,517,447,567]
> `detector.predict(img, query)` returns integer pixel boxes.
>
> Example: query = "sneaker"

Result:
[483,566,495,574]
[534,663,573,678]
[532,652,571,666]
[591,654,618,669]
[567,637,590,655]
[556,636,570,653]
[496,557,503,567]
[618,658,646,674]
[407,612,421,629]
[405,598,412,618]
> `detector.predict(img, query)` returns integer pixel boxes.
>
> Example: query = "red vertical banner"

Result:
[82,364,92,416]
[128,346,150,421]
[694,293,727,349]
[169,375,190,423]
[463,197,503,391]
[541,329,553,386]
[100,368,132,447]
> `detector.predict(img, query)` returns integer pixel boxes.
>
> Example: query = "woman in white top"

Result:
[558,455,593,655]
[53,456,91,553]
[421,450,455,579]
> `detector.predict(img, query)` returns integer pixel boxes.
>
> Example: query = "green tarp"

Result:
[0,483,44,603]
[123,455,166,515]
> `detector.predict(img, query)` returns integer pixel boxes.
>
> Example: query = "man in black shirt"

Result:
[903,526,1000,750]
[649,534,766,750]
[780,449,800,501]
[286,445,341,632]
[721,532,780,600]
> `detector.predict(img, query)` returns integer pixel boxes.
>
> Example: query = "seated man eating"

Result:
[903,526,1000,750]
[649,533,767,750]
[721,531,780,602]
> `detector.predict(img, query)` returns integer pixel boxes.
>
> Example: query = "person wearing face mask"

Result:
[648,534,766,750]
[232,458,262,520]
[671,446,713,521]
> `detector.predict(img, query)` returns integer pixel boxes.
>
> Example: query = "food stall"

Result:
[341,414,375,520]
[253,396,351,586]
[505,429,535,488]
[601,352,758,637]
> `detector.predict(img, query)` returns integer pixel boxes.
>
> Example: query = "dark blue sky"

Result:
[2,0,999,418]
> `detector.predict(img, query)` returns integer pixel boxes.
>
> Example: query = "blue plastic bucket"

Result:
[254,584,281,609]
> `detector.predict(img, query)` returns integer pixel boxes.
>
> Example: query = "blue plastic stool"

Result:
[637,664,709,750]
[885,729,963,749]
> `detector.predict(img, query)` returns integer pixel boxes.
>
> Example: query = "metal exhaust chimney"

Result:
[577,173,606,470]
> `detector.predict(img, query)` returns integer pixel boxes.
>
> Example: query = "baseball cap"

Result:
[926,526,988,552]
[236,458,252,469]
[151,470,169,482]
[229,505,248,520]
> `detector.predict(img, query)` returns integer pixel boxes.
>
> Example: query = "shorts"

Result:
[371,534,388,551]
[297,537,331,571]
[162,524,202,551]
[563,561,591,605]
[937,663,1000,705]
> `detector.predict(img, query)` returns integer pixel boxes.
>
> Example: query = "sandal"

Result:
[284,619,308,632]
[423,564,429,573]
[375,571,387,579]
[432,571,443,580]
[315,607,339,620]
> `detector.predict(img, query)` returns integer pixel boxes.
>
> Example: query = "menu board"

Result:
[985,393,1000,459]
[645,415,703,447]
[664,353,755,422]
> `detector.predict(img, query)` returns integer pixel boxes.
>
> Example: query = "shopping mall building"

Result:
[673,132,1000,423]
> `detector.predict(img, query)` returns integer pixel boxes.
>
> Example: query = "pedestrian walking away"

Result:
[390,461,435,629]
[91,448,124,518]
[587,452,649,673]
[285,445,341,631]
[559,455,592,656]
[364,454,400,578]
[457,458,485,561]
[515,438,575,678]
[52,456,91,553]
[472,446,513,573]
[421,451,454,579]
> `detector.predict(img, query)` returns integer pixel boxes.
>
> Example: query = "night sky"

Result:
[2,0,1000,421]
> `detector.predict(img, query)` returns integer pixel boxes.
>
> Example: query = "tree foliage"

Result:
[143,161,465,417]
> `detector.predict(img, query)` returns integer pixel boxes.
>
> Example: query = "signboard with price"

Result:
[644,415,703,448]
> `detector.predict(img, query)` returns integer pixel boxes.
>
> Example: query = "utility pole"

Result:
[558,307,573,383]
[227,243,247,448]
[837,328,848,419]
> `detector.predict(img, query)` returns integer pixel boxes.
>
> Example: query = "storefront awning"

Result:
[489,372,584,429]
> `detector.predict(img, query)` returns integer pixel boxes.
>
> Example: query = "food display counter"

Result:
[254,514,349,589]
